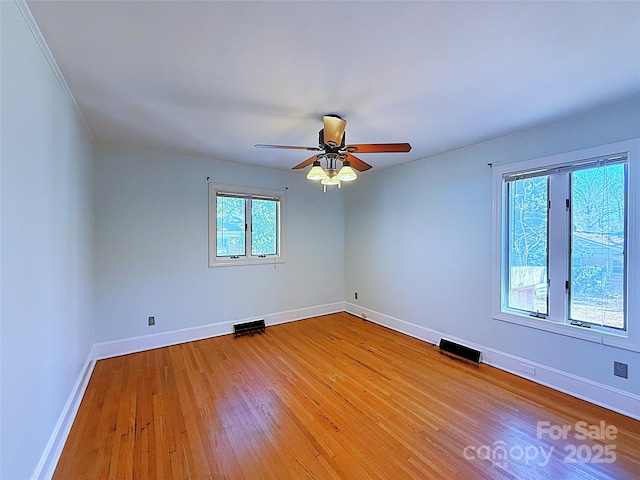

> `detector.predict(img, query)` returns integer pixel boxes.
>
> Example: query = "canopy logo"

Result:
[462,420,618,469]
[463,441,552,469]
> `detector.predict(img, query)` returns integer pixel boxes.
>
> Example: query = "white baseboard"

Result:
[345,302,640,421]
[31,347,96,480]
[33,302,344,479]
[92,302,346,360]
[35,301,636,479]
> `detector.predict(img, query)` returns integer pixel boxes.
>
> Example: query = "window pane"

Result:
[507,177,548,314]
[216,196,245,256]
[251,199,277,256]
[570,164,626,329]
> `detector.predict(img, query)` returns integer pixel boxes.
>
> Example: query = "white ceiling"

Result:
[27,1,640,172]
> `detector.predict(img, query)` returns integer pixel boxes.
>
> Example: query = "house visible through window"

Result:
[209,184,284,267]
[492,140,635,342]
[569,165,626,329]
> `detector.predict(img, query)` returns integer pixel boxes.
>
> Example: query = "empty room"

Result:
[2,1,639,479]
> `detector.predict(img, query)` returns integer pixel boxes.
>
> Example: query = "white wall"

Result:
[1,1,637,476]
[0,2,95,479]
[345,98,640,397]
[93,145,345,343]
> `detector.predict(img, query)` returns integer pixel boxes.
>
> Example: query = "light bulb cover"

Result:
[337,164,357,182]
[307,164,328,181]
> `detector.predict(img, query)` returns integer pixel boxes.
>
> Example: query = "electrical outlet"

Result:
[614,361,628,379]
[148,316,155,326]
[355,292,358,300]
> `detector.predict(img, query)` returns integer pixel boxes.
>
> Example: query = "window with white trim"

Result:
[492,140,637,344]
[209,184,285,267]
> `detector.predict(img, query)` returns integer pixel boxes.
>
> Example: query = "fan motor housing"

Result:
[319,129,346,151]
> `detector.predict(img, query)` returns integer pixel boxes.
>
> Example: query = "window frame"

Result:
[208,184,285,267]
[492,139,639,352]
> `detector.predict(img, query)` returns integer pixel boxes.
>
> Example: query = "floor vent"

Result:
[234,319,266,337]
[439,338,481,364]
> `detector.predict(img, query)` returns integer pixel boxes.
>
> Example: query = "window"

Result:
[492,139,638,347]
[209,184,285,267]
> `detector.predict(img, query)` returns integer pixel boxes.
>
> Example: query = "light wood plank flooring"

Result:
[54,312,639,479]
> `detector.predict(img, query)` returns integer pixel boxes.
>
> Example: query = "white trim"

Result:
[31,347,97,480]
[93,302,345,360]
[492,310,639,351]
[345,302,640,421]
[14,0,94,142]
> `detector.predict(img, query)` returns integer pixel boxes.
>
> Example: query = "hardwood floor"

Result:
[54,312,640,479]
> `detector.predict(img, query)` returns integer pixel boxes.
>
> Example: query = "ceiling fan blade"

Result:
[345,143,412,153]
[345,153,372,172]
[255,144,322,151]
[323,116,347,147]
[292,154,321,170]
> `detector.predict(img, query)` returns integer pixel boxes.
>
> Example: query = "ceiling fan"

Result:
[255,115,411,190]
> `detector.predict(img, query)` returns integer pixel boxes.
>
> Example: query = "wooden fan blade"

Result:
[292,154,321,170]
[323,116,347,147]
[344,143,411,153]
[255,144,322,151]
[345,153,372,172]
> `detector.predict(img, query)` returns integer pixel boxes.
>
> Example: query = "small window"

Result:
[492,139,637,345]
[209,184,285,267]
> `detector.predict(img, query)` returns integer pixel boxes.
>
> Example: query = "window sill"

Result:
[209,257,285,268]
[493,310,639,352]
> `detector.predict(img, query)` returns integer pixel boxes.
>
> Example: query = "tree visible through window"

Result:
[209,185,284,267]
[507,176,548,315]
[251,198,277,256]
[500,154,628,332]
[570,164,626,329]
[217,195,245,257]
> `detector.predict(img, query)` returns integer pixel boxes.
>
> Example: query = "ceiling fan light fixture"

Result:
[321,175,341,192]
[256,115,411,190]
[321,176,341,187]
[337,161,357,182]
[306,160,328,181]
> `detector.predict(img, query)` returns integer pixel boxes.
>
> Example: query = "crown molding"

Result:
[13,0,95,142]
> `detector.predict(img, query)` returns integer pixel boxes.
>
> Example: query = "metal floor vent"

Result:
[234,319,266,337]
[439,338,481,364]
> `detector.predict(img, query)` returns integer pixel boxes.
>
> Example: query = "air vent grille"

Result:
[233,319,266,337]
[439,338,481,364]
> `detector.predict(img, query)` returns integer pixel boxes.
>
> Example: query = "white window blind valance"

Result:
[503,152,628,182]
